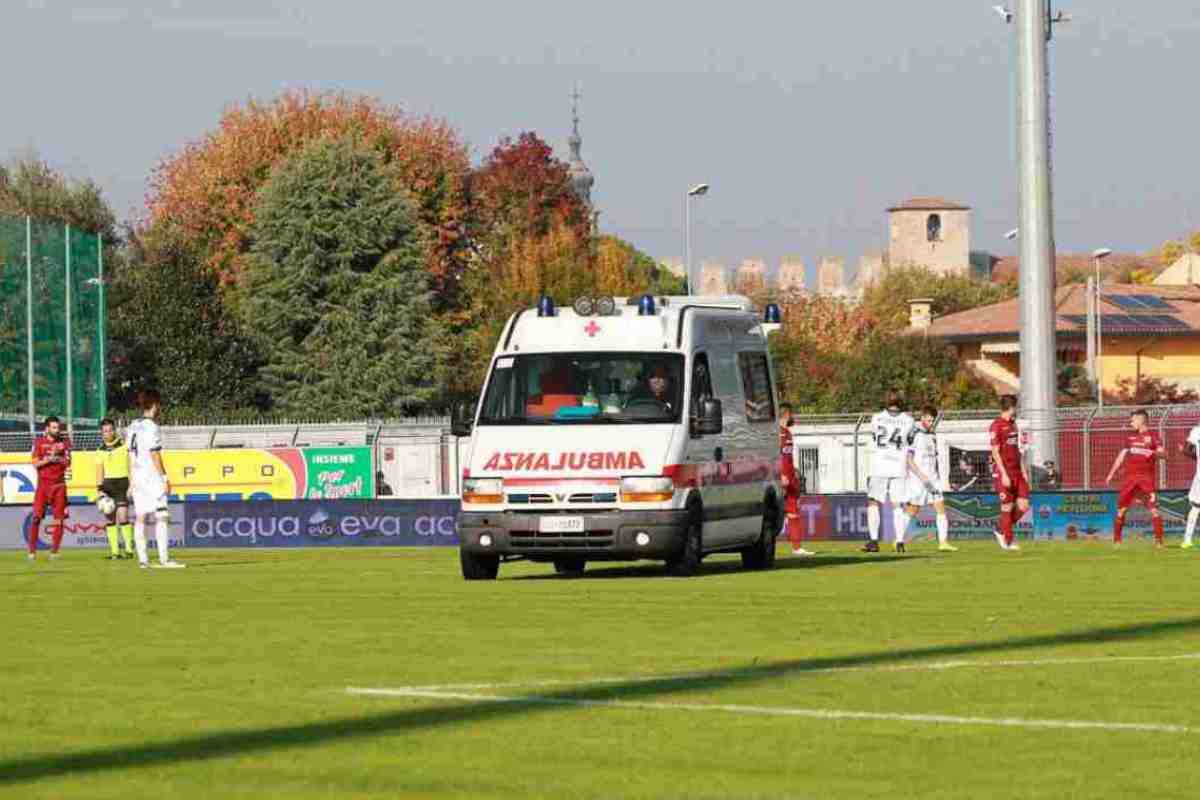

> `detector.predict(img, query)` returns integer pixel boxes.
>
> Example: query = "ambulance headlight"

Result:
[620,476,674,503]
[463,478,503,504]
[479,533,494,548]
[595,296,616,316]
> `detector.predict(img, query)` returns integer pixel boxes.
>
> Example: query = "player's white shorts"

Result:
[867,477,906,503]
[132,480,168,519]
[1189,472,1200,506]
[904,478,944,508]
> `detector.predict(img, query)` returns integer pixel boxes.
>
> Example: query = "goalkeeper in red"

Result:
[1105,409,1165,547]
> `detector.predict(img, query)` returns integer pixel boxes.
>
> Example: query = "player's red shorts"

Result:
[993,471,1030,504]
[1117,478,1157,510]
[32,482,68,521]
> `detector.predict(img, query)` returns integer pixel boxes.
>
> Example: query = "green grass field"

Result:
[2,540,1198,799]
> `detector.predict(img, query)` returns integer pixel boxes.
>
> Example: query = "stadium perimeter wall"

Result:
[1,493,1175,551]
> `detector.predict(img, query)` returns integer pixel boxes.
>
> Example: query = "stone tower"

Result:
[778,256,807,294]
[887,197,970,275]
[567,86,594,207]
[818,257,846,295]
[735,258,767,294]
[699,261,729,296]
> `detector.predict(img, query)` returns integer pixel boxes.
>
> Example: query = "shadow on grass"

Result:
[2,616,1199,786]
[509,553,921,581]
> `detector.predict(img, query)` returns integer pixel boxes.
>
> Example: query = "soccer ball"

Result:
[97,495,116,516]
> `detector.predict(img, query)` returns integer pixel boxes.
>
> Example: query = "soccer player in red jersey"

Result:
[779,404,812,556]
[1105,409,1165,547]
[989,395,1029,551]
[27,415,72,560]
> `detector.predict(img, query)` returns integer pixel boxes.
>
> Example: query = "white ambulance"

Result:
[454,294,784,579]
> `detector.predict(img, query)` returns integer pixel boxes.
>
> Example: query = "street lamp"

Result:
[1092,247,1112,407]
[684,183,710,295]
[1004,228,1020,241]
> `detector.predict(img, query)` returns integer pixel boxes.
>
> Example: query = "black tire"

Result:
[666,507,703,577]
[553,558,586,577]
[460,550,500,581]
[741,503,778,570]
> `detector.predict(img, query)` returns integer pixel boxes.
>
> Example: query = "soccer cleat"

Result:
[894,542,907,553]
[861,540,880,553]
[792,547,816,557]
[107,554,121,561]
[26,552,35,561]
[138,561,149,569]
[1006,541,1021,551]
[49,552,60,560]
[153,560,186,569]
[993,530,1008,550]
[1183,541,1194,550]
[938,543,959,552]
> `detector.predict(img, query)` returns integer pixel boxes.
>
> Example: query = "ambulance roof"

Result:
[497,295,764,356]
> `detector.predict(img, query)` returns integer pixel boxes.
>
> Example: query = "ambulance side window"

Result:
[690,354,713,426]
[738,352,775,423]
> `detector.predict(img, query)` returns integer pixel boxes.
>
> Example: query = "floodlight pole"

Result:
[1016,0,1058,463]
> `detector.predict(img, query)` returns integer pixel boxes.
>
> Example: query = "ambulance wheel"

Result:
[553,558,586,577]
[460,550,500,581]
[666,508,703,577]
[741,503,778,570]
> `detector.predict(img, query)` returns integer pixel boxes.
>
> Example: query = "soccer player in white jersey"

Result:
[127,389,184,569]
[1180,424,1200,549]
[863,389,915,553]
[897,405,957,553]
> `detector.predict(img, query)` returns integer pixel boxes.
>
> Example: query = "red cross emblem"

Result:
[584,320,601,337]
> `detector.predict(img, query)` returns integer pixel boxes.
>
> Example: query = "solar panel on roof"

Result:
[1103,295,1175,311]
[1061,314,1192,332]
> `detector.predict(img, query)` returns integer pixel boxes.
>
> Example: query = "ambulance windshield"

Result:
[478,352,685,425]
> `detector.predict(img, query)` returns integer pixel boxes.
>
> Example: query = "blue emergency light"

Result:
[637,294,656,316]
[537,294,556,317]
[764,303,782,323]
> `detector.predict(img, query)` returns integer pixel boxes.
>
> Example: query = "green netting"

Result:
[0,215,105,426]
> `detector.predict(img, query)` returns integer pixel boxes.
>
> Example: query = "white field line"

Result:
[345,687,1192,735]
[387,652,1200,693]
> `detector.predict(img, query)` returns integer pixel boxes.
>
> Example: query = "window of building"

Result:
[927,213,942,242]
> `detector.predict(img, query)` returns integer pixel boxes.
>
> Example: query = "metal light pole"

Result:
[65,224,73,437]
[684,183,709,295]
[1014,0,1061,463]
[25,216,34,433]
[1093,247,1112,407]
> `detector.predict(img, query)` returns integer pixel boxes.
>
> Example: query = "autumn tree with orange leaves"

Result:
[146,90,470,295]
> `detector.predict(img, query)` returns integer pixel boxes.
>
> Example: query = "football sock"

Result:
[1113,514,1124,544]
[120,524,134,553]
[106,524,119,556]
[786,514,803,547]
[893,506,910,544]
[50,521,64,554]
[1186,507,1199,546]
[999,509,1014,547]
[867,504,881,542]
[155,518,170,563]
[936,512,949,545]
[1152,515,1164,544]
[133,517,149,564]
[28,518,40,554]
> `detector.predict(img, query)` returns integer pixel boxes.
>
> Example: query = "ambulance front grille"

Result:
[506,493,617,505]
[509,531,615,550]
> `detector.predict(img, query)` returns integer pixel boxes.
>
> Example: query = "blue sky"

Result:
[4,1,1197,280]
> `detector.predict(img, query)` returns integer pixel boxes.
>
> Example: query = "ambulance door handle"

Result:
[714,446,724,463]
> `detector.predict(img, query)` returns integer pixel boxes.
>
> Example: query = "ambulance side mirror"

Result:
[694,398,723,436]
[451,403,475,438]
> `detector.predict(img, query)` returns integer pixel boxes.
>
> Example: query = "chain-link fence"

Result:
[0,216,105,429]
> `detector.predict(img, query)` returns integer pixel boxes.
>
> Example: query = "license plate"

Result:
[539,516,585,533]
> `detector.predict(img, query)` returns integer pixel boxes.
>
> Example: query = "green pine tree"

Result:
[242,135,443,418]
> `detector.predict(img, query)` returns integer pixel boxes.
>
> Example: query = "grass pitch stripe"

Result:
[396,652,1200,692]
[347,687,1192,734]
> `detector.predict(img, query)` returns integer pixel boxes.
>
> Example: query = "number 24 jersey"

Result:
[869,410,915,479]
